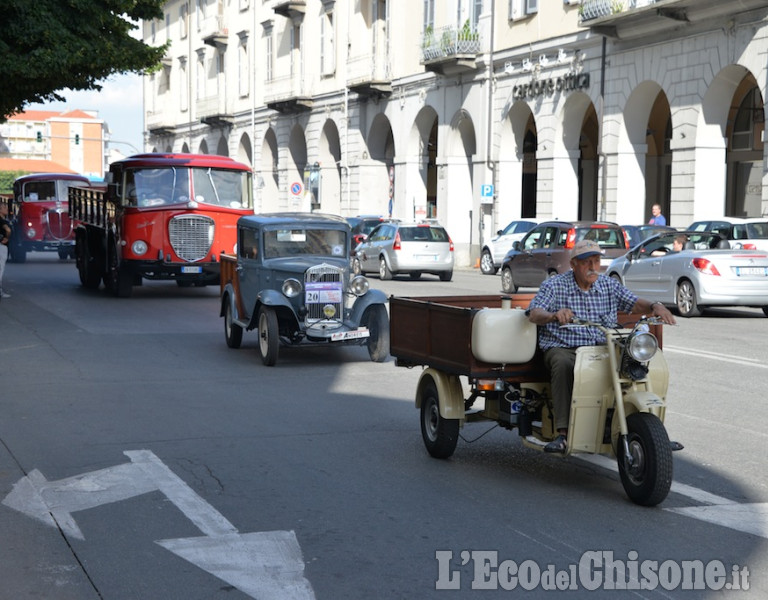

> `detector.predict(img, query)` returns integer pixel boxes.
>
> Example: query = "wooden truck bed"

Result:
[389,294,663,380]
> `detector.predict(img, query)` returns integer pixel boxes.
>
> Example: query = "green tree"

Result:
[0,0,168,120]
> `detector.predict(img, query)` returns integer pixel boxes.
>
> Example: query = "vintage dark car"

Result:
[220,213,390,365]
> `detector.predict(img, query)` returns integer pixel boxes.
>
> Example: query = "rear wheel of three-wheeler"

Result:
[224,301,243,349]
[257,306,279,366]
[617,412,673,507]
[363,304,389,362]
[420,380,459,459]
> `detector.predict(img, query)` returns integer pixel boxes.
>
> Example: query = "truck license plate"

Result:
[181,266,203,274]
[331,328,370,341]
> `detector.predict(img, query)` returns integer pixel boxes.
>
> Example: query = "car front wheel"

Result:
[501,267,518,293]
[257,306,280,366]
[480,249,497,275]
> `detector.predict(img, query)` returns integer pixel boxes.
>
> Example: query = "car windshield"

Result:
[399,226,449,242]
[578,227,625,249]
[746,221,768,239]
[263,228,347,259]
[125,167,252,209]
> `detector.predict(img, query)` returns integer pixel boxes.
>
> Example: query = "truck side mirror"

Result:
[108,182,121,201]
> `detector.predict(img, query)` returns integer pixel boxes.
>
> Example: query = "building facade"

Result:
[0,110,106,179]
[144,0,768,267]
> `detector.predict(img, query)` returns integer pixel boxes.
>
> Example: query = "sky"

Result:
[27,72,145,156]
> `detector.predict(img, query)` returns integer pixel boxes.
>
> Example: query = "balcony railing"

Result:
[420,25,481,63]
[580,0,658,22]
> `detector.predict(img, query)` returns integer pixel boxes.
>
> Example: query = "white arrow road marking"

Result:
[1,450,316,599]
[578,454,768,538]
[158,531,315,600]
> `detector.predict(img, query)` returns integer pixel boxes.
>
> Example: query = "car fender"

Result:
[348,288,388,324]
[415,368,465,420]
[219,283,243,322]
[246,288,299,331]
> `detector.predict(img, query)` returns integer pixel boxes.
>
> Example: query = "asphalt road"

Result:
[0,255,766,599]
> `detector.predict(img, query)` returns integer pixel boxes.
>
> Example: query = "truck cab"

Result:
[70,153,254,296]
[10,173,91,262]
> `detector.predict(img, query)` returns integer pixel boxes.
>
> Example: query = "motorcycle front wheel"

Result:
[617,412,673,507]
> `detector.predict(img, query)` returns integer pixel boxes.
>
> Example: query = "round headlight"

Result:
[323,304,337,318]
[26,227,36,239]
[627,332,658,362]
[349,275,370,296]
[131,240,148,256]
[282,278,302,298]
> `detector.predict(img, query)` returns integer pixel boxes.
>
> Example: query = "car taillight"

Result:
[692,258,721,276]
[393,232,401,251]
[565,228,577,249]
[743,243,757,250]
[622,229,630,248]
[449,236,454,252]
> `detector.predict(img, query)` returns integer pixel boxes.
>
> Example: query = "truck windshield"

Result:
[263,228,347,259]
[124,167,252,209]
[21,181,57,202]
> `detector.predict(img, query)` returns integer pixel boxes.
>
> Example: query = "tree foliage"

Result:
[0,0,168,120]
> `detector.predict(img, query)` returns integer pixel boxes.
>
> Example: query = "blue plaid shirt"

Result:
[528,271,638,350]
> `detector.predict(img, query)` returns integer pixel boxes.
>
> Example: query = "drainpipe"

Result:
[598,36,607,221]
[486,1,495,175]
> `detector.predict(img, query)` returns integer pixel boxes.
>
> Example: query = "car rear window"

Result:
[578,227,626,249]
[399,226,449,242]
[746,222,768,239]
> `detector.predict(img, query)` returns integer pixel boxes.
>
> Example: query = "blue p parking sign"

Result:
[481,184,494,203]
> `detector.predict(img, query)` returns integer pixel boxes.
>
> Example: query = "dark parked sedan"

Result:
[500,220,628,292]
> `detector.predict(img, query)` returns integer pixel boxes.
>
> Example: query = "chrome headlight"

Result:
[282,278,302,298]
[627,331,658,362]
[131,240,148,256]
[349,275,370,296]
[26,227,36,239]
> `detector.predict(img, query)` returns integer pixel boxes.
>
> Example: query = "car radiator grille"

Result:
[46,210,73,240]
[304,264,344,325]
[168,215,214,262]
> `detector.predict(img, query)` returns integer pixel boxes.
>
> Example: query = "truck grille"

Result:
[304,264,344,326]
[46,210,73,240]
[168,215,214,262]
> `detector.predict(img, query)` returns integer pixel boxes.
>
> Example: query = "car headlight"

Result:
[627,331,658,362]
[26,227,36,239]
[349,275,369,296]
[131,240,148,256]
[323,304,337,318]
[282,278,302,298]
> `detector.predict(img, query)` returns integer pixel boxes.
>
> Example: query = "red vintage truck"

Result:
[10,173,92,262]
[69,153,253,297]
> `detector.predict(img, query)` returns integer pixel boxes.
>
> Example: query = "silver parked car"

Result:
[352,220,454,281]
[688,217,768,251]
[606,230,768,317]
[480,218,537,275]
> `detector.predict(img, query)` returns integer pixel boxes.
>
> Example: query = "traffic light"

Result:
[75,134,80,145]
[36,131,42,142]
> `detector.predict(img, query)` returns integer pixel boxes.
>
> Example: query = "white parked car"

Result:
[480,219,537,275]
[687,217,768,250]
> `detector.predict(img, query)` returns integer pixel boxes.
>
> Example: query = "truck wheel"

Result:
[364,304,389,362]
[224,301,243,349]
[480,249,497,275]
[104,236,132,297]
[77,234,101,289]
[420,380,459,459]
[12,244,27,263]
[617,412,673,507]
[379,257,393,280]
[257,306,279,366]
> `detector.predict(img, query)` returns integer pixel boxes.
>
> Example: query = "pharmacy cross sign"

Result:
[1,450,315,599]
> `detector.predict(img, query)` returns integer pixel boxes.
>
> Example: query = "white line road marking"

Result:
[577,454,768,538]
[1,450,315,599]
[664,345,768,369]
